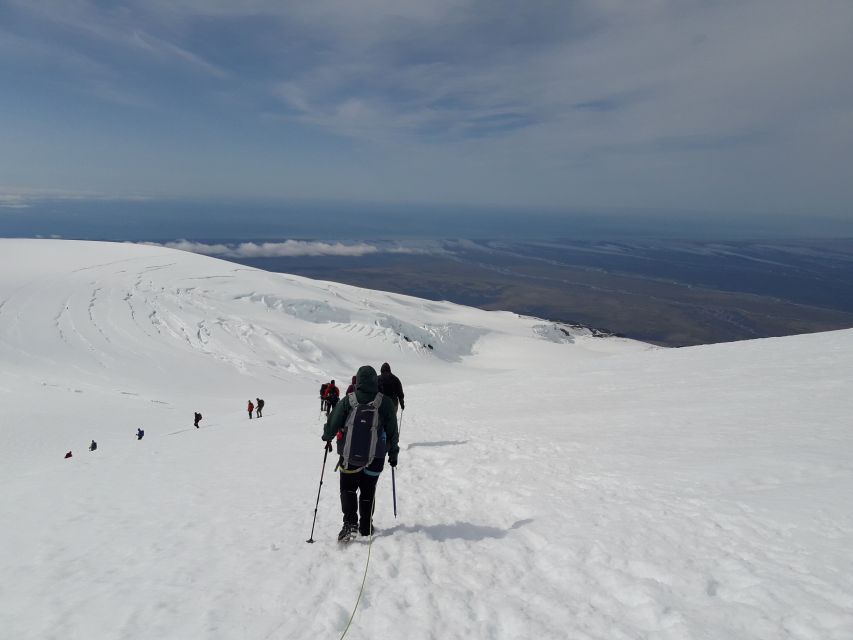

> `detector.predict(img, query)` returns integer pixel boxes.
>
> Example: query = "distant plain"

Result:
[228,238,853,347]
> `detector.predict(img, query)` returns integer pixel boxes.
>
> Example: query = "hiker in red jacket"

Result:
[247,400,254,419]
[320,383,329,412]
[345,375,356,395]
[323,380,340,416]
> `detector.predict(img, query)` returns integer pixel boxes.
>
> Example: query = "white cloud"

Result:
[147,239,451,258]
[4,0,853,213]
[151,240,381,258]
[0,195,30,209]
[0,186,153,206]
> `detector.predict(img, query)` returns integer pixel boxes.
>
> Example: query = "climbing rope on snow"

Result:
[338,495,377,640]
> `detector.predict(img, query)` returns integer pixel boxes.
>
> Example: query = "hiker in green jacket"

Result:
[323,365,399,541]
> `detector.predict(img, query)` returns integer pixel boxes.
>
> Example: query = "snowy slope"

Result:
[1,239,851,640]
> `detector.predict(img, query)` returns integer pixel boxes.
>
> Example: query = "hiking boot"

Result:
[338,522,357,542]
[359,522,376,537]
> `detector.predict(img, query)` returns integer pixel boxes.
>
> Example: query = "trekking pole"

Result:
[391,406,402,518]
[391,466,397,518]
[306,444,331,543]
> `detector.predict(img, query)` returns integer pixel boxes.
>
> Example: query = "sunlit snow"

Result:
[1,239,851,639]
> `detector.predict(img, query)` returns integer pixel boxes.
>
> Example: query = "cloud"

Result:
[151,240,380,258]
[3,1,853,213]
[0,195,30,209]
[147,239,450,258]
[8,1,853,150]
[0,186,152,206]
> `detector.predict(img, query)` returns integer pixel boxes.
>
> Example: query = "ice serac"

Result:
[0,239,851,640]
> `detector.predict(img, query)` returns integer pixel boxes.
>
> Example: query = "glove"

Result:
[400,400,405,411]
[388,454,398,468]
[324,441,332,453]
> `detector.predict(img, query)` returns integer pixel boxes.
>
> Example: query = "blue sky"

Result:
[1,0,853,219]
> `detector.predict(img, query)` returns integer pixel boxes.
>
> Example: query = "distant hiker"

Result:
[64,450,73,459]
[194,412,202,428]
[89,440,97,452]
[378,362,405,411]
[323,380,340,416]
[320,383,329,412]
[256,398,264,418]
[136,428,144,440]
[345,375,356,395]
[247,400,254,419]
[323,365,399,542]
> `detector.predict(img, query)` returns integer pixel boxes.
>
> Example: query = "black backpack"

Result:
[337,393,386,469]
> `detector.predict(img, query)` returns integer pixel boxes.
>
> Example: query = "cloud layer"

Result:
[1,1,852,216]
[146,240,434,258]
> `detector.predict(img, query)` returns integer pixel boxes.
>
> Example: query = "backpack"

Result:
[320,383,328,397]
[337,392,386,469]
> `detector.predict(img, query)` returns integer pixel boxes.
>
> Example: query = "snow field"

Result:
[0,240,851,639]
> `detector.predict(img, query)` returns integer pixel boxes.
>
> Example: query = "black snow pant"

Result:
[326,398,338,416]
[340,470,379,535]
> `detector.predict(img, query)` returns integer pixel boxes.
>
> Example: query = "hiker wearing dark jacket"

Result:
[256,398,264,418]
[194,412,202,428]
[323,365,399,541]
[378,362,405,411]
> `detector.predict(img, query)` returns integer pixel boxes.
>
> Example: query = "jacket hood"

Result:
[355,365,379,401]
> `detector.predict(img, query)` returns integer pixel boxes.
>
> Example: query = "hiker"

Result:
[256,398,264,418]
[322,365,399,542]
[247,400,254,419]
[194,412,202,428]
[64,450,73,459]
[89,440,97,451]
[320,383,329,412]
[323,380,340,416]
[136,428,144,440]
[345,375,356,395]
[378,362,405,411]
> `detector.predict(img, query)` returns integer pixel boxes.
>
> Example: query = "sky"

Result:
[1,0,853,223]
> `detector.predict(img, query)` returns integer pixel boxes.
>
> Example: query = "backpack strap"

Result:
[369,392,384,409]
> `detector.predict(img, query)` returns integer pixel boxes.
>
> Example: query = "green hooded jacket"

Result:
[323,365,400,461]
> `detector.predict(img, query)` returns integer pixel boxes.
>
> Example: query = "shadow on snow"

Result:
[376,518,533,542]
[406,440,468,450]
